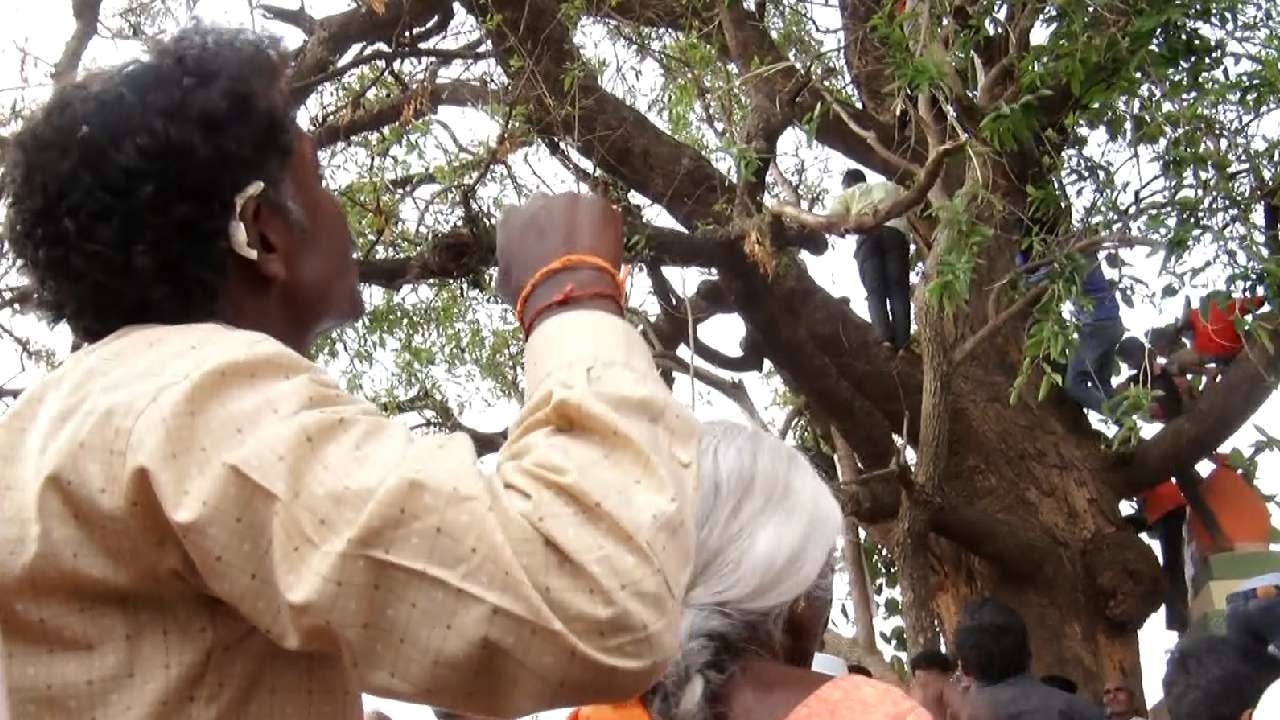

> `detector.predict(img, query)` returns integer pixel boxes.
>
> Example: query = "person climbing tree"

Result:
[1164,292,1267,380]
[1115,336,1193,421]
[1064,255,1125,414]
[1126,479,1190,632]
[828,169,914,352]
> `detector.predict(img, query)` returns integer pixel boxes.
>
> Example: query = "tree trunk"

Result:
[722,253,1165,701]
[909,375,1164,700]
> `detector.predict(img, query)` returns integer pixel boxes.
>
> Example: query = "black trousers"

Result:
[855,226,912,350]
[1154,507,1190,633]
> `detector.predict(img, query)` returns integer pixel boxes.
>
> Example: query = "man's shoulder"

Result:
[22,324,310,416]
[90,323,304,372]
[976,677,1100,719]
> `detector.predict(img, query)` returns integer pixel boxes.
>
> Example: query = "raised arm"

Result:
[126,194,699,718]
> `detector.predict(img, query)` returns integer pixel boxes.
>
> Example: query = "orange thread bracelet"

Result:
[515,254,625,329]
[521,284,625,336]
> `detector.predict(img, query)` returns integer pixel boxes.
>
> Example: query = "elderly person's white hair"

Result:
[643,421,843,720]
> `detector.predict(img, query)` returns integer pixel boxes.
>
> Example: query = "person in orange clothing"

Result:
[1187,454,1272,556]
[1130,480,1191,631]
[1164,293,1266,380]
[572,422,982,720]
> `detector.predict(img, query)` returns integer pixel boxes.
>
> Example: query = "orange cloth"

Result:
[570,699,651,720]
[1188,456,1272,554]
[570,676,930,720]
[788,676,932,719]
[1139,480,1188,524]
[1187,296,1264,358]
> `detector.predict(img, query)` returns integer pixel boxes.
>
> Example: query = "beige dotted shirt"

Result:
[0,311,698,719]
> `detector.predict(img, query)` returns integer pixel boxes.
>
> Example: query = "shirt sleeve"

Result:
[827,190,852,218]
[124,311,699,717]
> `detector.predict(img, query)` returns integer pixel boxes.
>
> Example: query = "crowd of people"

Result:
[0,21,1277,720]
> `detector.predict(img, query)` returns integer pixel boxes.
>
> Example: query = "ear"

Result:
[241,191,293,282]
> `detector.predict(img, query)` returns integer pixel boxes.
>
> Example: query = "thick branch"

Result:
[52,0,103,87]
[313,80,497,148]
[475,0,734,230]
[930,505,1058,579]
[646,277,764,373]
[279,0,456,106]
[977,1,1040,108]
[359,223,735,289]
[259,4,318,33]
[719,255,911,467]
[1123,317,1280,496]
[717,0,809,211]
[358,226,494,288]
[293,39,490,97]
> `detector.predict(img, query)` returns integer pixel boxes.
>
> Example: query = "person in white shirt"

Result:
[827,169,913,351]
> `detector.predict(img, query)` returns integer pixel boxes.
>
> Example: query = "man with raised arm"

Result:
[0,26,697,719]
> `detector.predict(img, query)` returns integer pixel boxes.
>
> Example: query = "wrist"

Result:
[522,267,624,335]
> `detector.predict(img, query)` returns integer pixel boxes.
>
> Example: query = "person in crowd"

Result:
[1170,574,1280,719]
[1226,573,1280,661]
[574,421,947,720]
[0,26,699,719]
[955,598,1102,720]
[911,649,958,686]
[1163,292,1266,381]
[828,169,914,352]
[1064,255,1125,414]
[1101,676,1141,720]
[1041,675,1078,695]
[1163,633,1280,720]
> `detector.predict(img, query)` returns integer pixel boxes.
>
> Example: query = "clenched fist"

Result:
[495,193,625,331]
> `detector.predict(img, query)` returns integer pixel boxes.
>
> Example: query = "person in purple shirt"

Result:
[1019,251,1124,413]
[1065,260,1125,413]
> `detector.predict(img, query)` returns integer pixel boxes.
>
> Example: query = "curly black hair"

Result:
[1164,633,1280,720]
[2,26,297,342]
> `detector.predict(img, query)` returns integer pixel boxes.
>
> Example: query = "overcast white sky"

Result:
[2,1,1278,715]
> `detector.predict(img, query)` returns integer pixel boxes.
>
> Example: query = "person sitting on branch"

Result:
[0,25,699,719]
[1162,291,1266,381]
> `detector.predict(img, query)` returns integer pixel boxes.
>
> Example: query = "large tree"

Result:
[2,0,1279,704]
